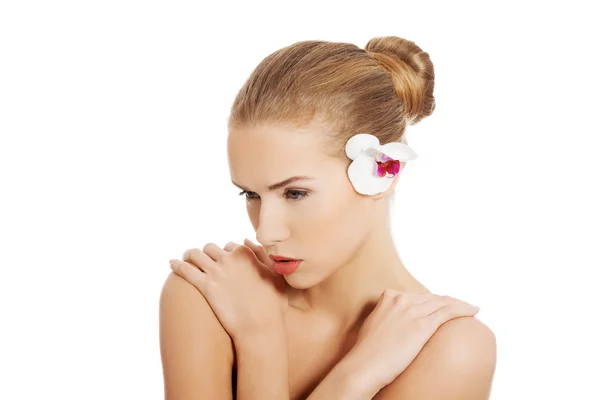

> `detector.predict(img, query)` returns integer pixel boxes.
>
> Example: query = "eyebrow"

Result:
[231,176,316,192]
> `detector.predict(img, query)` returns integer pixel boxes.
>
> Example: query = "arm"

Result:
[305,350,383,400]
[308,316,496,400]
[160,271,290,400]
[374,316,497,399]
[159,272,235,399]
[234,326,290,400]
[235,332,379,400]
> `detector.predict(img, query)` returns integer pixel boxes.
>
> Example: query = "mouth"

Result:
[269,255,302,275]
[269,255,301,262]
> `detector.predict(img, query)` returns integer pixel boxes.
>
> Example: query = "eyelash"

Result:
[238,189,310,202]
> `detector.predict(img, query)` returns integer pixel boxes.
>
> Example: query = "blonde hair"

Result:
[227,36,436,173]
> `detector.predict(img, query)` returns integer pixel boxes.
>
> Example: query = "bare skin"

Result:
[227,119,435,397]
[227,120,423,325]
[161,119,496,399]
[283,278,431,399]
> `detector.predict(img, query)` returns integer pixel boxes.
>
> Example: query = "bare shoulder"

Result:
[375,316,497,400]
[159,272,235,399]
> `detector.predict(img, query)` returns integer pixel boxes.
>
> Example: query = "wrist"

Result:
[339,347,386,396]
[306,349,381,400]
[232,322,289,400]
[232,321,287,350]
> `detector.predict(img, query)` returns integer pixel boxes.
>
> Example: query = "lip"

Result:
[269,254,302,262]
[271,259,302,275]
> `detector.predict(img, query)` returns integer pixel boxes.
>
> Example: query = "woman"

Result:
[160,36,497,399]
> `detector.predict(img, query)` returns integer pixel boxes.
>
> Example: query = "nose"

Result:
[255,204,290,247]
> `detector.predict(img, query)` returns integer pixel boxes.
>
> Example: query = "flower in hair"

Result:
[345,133,418,195]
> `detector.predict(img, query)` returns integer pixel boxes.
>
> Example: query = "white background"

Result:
[1,1,598,399]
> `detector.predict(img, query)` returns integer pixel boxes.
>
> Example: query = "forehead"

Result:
[227,123,337,188]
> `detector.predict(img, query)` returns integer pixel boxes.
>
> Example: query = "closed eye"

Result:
[238,189,310,202]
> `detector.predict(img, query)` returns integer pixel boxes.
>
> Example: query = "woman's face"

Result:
[227,122,378,289]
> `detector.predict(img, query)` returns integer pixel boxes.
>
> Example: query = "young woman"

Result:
[159,36,497,399]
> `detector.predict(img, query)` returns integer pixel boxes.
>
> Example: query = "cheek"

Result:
[300,192,369,265]
[247,203,258,230]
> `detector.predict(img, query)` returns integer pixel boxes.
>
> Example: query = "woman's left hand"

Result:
[169,238,288,344]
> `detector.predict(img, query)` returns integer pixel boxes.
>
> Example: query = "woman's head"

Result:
[227,36,436,288]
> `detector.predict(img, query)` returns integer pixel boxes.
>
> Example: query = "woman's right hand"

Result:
[350,289,481,390]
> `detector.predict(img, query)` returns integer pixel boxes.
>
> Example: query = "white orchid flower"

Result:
[345,133,418,195]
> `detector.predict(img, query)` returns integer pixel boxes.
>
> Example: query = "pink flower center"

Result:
[376,154,400,177]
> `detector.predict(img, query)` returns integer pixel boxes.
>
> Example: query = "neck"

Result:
[286,224,428,331]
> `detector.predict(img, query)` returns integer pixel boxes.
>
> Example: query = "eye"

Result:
[285,189,309,201]
[238,189,310,202]
[239,190,259,200]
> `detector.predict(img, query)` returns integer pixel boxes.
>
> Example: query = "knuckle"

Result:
[383,288,399,298]
[232,245,248,256]
[170,260,180,272]
[435,294,450,303]
[392,294,404,306]
[227,246,250,263]
[173,260,187,274]
[240,245,256,257]
[442,295,454,302]
[183,248,202,261]
[224,241,239,251]
[396,292,413,308]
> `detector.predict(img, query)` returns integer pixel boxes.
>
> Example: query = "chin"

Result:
[283,268,328,290]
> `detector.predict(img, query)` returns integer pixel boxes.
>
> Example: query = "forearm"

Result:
[306,349,383,400]
[234,326,290,400]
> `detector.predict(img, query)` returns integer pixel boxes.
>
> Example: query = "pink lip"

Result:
[269,255,301,262]
[271,259,302,275]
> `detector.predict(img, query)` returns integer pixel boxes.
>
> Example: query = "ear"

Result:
[371,172,401,201]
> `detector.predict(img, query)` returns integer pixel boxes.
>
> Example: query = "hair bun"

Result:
[365,36,436,125]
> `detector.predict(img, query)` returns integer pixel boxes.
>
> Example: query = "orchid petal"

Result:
[345,133,418,196]
[345,133,381,160]
[348,153,395,195]
[380,153,394,162]
[378,142,418,161]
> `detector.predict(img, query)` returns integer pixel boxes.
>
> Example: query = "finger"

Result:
[223,241,242,252]
[407,293,455,308]
[372,289,401,312]
[170,259,208,292]
[243,238,273,267]
[201,242,229,262]
[382,290,425,307]
[240,240,284,282]
[410,296,451,316]
[425,302,480,327]
[182,247,218,274]
[387,292,444,316]
[412,295,477,316]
